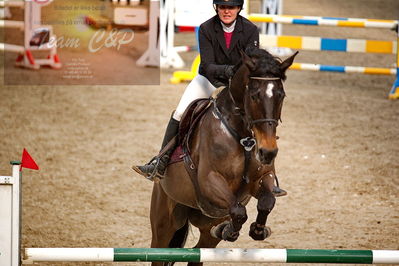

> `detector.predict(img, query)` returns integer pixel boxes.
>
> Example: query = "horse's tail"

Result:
[168,220,189,248]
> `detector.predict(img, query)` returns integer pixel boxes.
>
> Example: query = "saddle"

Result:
[169,98,212,165]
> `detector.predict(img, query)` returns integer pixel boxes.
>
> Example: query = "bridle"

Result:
[245,76,282,128]
[226,76,282,129]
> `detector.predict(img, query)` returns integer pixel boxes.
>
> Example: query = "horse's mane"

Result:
[239,46,287,81]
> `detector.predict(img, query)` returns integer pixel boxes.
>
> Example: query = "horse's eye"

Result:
[249,89,260,101]
[252,80,260,87]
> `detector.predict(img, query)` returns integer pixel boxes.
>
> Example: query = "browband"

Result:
[250,77,281,81]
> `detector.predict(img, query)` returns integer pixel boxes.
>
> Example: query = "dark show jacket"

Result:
[198,15,259,87]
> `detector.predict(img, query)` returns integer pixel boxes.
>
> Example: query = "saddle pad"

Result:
[168,145,185,165]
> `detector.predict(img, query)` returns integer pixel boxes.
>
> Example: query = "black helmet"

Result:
[213,0,243,6]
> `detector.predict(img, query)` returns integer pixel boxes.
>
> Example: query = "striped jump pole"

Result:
[24,248,399,264]
[260,35,397,54]
[246,14,399,99]
[248,14,398,29]
[259,34,397,75]
[289,63,396,75]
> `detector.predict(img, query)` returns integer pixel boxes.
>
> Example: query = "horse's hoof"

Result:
[210,220,230,239]
[221,223,240,242]
[249,222,271,241]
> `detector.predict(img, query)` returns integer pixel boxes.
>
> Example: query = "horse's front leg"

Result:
[202,171,247,242]
[210,201,248,242]
[224,201,248,241]
[249,173,276,241]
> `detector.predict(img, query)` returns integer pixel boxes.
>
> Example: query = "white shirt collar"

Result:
[221,20,236,33]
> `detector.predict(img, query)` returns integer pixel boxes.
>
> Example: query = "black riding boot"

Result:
[133,115,179,180]
[273,175,287,197]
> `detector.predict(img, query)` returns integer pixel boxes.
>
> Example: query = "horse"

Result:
[149,47,298,266]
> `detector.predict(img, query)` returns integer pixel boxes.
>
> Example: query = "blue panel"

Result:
[320,65,346,72]
[292,19,318,25]
[389,69,399,94]
[195,27,200,52]
[322,17,348,21]
[321,38,347,52]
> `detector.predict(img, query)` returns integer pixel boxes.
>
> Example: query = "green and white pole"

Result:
[24,248,399,264]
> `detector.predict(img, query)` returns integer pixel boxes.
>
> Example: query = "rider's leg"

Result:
[173,75,217,121]
[134,114,179,178]
[133,75,216,179]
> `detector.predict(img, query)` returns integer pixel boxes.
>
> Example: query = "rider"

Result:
[133,0,287,197]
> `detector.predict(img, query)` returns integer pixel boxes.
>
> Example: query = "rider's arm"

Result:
[198,25,232,82]
[243,20,260,50]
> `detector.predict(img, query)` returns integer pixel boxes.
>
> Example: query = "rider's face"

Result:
[217,5,241,26]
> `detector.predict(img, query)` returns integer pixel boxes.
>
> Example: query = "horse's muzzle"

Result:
[258,148,278,165]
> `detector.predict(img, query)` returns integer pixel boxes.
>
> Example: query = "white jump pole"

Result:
[136,0,160,67]
[0,20,24,29]
[160,0,185,68]
[0,161,22,266]
[0,1,25,8]
[0,43,25,52]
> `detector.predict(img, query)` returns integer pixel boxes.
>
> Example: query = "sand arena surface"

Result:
[0,0,398,265]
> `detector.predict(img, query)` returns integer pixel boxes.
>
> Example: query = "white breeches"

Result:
[173,74,217,121]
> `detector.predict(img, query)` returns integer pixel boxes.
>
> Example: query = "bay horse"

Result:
[150,47,297,266]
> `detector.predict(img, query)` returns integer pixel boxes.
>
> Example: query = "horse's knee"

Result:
[230,203,247,230]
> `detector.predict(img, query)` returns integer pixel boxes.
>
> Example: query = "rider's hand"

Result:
[224,65,235,79]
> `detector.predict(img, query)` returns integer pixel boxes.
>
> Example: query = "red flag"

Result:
[21,148,39,171]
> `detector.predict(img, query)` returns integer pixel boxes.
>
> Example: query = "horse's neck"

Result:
[232,64,250,104]
[219,64,248,106]
[215,65,250,137]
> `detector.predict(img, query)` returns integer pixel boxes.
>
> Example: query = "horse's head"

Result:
[240,48,298,165]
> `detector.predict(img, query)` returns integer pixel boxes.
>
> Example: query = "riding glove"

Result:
[224,65,235,79]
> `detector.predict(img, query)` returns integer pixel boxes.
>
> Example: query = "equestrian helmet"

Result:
[213,0,244,6]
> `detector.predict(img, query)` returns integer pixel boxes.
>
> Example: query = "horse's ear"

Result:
[280,51,299,73]
[240,49,256,71]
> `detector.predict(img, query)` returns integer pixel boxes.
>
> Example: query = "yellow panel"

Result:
[190,55,201,73]
[366,40,393,53]
[367,19,397,23]
[337,21,365,27]
[290,63,302,70]
[277,36,302,49]
[364,67,393,75]
[248,15,273,23]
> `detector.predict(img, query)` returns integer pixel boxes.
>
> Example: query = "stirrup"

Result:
[272,186,288,197]
[132,156,162,181]
[273,174,287,197]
